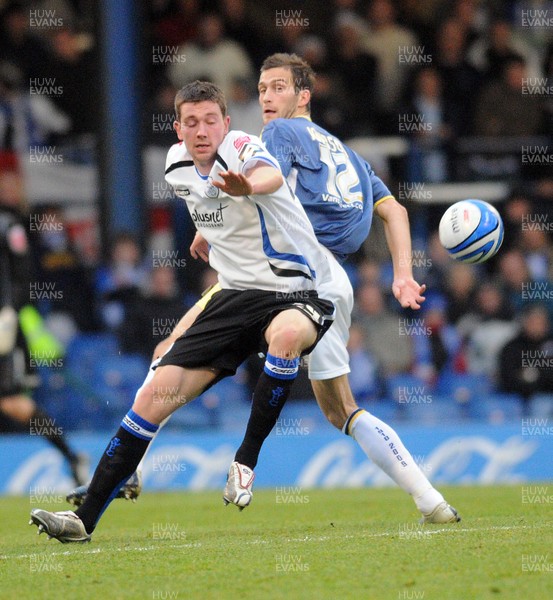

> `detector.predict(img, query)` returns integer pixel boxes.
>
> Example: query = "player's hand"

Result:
[392,278,426,310]
[190,232,209,262]
[212,170,253,196]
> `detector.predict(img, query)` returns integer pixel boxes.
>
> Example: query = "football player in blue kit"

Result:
[218,53,459,523]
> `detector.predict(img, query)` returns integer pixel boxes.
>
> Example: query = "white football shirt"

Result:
[165,131,329,292]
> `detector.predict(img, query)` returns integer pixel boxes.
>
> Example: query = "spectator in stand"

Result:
[444,262,478,325]
[95,233,147,332]
[497,248,533,314]
[353,282,413,377]
[294,35,328,74]
[167,12,253,97]
[29,205,96,332]
[448,0,485,48]
[519,224,553,283]
[362,0,419,134]
[399,0,447,45]
[120,266,185,359]
[0,2,50,81]
[411,293,461,384]
[143,76,179,147]
[434,18,481,135]
[149,0,201,48]
[332,12,378,136]
[498,303,553,408]
[0,61,71,154]
[404,66,454,182]
[226,77,264,136]
[276,21,310,57]
[467,18,541,82]
[461,282,518,383]
[42,26,98,144]
[473,56,542,137]
[219,0,279,69]
[311,70,350,138]
[331,0,362,18]
[501,191,534,252]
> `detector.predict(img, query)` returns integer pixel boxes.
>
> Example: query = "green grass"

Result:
[0,486,551,600]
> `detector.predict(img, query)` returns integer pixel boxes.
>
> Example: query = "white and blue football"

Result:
[439,200,504,263]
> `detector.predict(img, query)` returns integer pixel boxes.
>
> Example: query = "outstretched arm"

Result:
[212,164,283,196]
[375,197,426,310]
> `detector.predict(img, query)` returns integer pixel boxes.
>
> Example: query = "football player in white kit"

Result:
[29,81,335,542]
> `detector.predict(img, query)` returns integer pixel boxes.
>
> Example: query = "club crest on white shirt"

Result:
[205,177,220,198]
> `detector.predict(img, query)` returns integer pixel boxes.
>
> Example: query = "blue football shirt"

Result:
[261,117,393,263]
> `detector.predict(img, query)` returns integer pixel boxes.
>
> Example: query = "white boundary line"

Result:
[1,524,548,561]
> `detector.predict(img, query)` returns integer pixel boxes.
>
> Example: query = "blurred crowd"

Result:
[146,0,552,144]
[0,0,552,418]
[1,1,552,158]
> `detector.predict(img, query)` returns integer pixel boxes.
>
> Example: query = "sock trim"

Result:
[343,408,365,436]
[263,353,299,380]
[122,410,159,441]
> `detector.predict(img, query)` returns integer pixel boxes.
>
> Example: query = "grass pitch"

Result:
[0,485,551,599]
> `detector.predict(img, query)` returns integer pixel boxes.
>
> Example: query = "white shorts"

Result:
[306,245,353,380]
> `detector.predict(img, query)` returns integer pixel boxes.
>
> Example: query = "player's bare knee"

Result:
[133,382,178,423]
[133,382,155,408]
[268,325,303,356]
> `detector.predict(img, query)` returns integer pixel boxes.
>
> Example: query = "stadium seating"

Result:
[65,333,120,380]
[435,372,491,404]
[38,331,535,431]
[386,373,432,421]
[91,354,150,423]
[467,393,524,424]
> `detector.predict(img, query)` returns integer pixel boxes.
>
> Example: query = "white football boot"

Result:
[223,461,254,510]
[420,502,461,524]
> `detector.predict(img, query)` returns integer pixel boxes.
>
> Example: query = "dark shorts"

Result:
[157,288,334,376]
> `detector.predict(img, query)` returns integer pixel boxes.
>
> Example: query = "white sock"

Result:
[346,410,444,514]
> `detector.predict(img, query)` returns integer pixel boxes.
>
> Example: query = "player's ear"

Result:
[174,121,183,140]
[298,89,311,109]
[224,115,230,134]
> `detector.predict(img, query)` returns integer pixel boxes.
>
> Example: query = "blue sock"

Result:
[235,353,299,469]
[76,410,158,533]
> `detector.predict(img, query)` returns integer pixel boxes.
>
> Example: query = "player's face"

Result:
[258,67,304,124]
[174,101,230,170]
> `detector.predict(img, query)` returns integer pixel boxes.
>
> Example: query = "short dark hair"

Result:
[174,80,227,120]
[260,53,316,96]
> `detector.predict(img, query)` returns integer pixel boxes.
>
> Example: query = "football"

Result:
[438,199,504,263]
